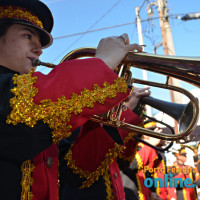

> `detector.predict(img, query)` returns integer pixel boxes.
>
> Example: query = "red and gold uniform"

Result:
[152,153,168,200]
[121,142,162,200]
[0,58,133,199]
[0,1,144,199]
[0,59,132,199]
[168,161,197,200]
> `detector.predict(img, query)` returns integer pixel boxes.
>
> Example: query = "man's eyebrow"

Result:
[22,28,37,35]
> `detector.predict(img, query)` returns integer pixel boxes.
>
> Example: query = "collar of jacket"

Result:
[0,65,19,74]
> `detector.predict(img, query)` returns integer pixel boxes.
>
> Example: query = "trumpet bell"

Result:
[141,96,194,134]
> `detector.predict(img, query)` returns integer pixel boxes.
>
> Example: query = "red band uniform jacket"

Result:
[121,143,163,200]
[167,162,198,200]
[0,58,130,199]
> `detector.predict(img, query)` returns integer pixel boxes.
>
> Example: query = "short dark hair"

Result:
[0,22,12,37]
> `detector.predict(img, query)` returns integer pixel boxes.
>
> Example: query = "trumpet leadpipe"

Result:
[32,58,56,68]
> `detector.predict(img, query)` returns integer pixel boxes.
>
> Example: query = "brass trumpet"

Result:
[33,47,200,143]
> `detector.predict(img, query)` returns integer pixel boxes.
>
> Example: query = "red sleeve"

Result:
[33,58,129,128]
[117,108,142,159]
[7,58,129,143]
[118,108,142,139]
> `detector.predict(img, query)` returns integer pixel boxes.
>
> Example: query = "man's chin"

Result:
[20,66,35,75]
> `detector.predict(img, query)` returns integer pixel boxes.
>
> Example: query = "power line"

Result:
[139,0,148,13]
[53,14,180,40]
[53,22,135,40]
[47,12,186,67]
[51,0,123,62]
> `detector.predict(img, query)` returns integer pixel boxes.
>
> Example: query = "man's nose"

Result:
[32,40,43,56]
[32,46,43,57]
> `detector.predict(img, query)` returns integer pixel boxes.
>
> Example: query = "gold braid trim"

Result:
[154,160,165,196]
[119,132,139,162]
[154,173,160,195]
[135,152,143,171]
[138,142,144,148]
[6,71,127,143]
[122,122,143,144]
[117,124,143,162]
[119,123,143,162]
[148,156,158,168]
[136,174,145,200]
[162,159,165,171]
[123,132,138,144]
[20,160,35,200]
[0,6,43,28]
[103,166,114,200]
[182,186,187,200]
[65,143,125,189]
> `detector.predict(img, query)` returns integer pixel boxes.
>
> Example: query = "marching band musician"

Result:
[0,0,146,199]
[120,121,166,200]
[143,121,168,200]
[167,147,198,200]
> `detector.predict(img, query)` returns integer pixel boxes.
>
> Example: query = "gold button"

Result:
[46,157,53,168]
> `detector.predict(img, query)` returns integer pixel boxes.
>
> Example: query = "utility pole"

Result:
[145,0,182,133]
[135,7,144,47]
[157,0,175,55]
[157,0,182,133]
[135,6,152,117]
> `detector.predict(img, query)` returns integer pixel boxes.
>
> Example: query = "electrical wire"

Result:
[39,12,187,74]
[53,13,184,40]
[51,0,123,62]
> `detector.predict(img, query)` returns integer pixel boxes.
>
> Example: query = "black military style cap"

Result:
[0,0,54,48]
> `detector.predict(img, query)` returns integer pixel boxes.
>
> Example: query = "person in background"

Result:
[144,121,168,200]
[167,147,198,200]
[0,0,145,199]
[120,120,165,200]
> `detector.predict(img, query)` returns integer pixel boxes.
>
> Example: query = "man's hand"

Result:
[125,87,150,110]
[144,128,162,146]
[95,33,142,70]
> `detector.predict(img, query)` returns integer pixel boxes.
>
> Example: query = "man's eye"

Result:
[25,34,31,40]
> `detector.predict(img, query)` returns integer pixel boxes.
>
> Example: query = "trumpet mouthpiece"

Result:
[32,59,56,68]
[32,58,41,67]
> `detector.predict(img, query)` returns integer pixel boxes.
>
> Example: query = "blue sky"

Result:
[39,0,200,103]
